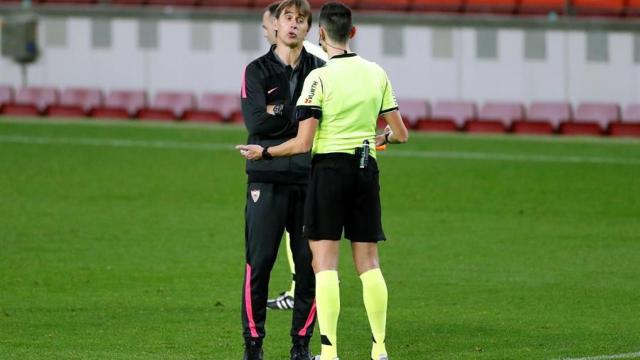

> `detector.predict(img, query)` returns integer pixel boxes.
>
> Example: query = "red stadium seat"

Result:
[146,0,197,6]
[359,0,411,11]
[411,0,463,12]
[41,0,97,4]
[512,102,571,135]
[465,0,517,13]
[519,0,566,14]
[610,103,640,137]
[253,0,358,8]
[560,102,619,136]
[310,0,358,7]
[110,0,147,5]
[229,110,244,124]
[465,102,523,133]
[0,85,13,114]
[397,99,430,128]
[417,100,476,132]
[184,93,239,123]
[627,0,640,15]
[48,88,103,118]
[200,0,251,7]
[573,0,625,15]
[138,91,196,121]
[2,87,59,117]
[92,90,147,120]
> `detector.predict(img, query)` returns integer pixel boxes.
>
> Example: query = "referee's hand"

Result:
[236,144,264,161]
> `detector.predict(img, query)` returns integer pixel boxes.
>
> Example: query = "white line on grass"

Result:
[556,351,640,360]
[2,134,640,166]
[3,117,640,146]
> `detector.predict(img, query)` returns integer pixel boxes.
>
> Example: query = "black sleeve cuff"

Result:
[379,106,399,115]
[296,106,322,122]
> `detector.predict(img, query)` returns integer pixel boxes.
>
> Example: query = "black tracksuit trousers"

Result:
[241,182,316,342]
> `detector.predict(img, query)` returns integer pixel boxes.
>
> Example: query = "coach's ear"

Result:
[349,26,356,39]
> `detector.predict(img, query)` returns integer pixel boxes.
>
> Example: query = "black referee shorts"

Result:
[304,153,386,243]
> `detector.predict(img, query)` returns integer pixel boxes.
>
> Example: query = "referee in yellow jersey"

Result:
[237,3,409,359]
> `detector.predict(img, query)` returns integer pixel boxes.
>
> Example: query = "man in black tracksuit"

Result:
[239,1,325,359]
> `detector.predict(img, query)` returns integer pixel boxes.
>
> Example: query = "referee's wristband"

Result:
[262,146,273,160]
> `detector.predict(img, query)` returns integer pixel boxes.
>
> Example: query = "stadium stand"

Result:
[362,0,412,11]
[184,93,239,123]
[397,99,430,128]
[0,0,638,15]
[1,84,639,138]
[147,0,197,6]
[2,87,59,117]
[253,0,359,7]
[92,90,147,119]
[0,86,13,114]
[512,102,571,135]
[42,0,98,4]
[109,0,146,5]
[228,110,245,124]
[411,0,464,12]
[465,0,518,13]
[561,102,619,136]
[465,102,524,133]
[610,103,640,137]
[309,0,358,7]
[417,100,477,132]
[627,0,640,14]
[48,88,103,118]
[200,0,252,7]
[573,0,626,15]
[518,0,566,14]
[138,91,196,121]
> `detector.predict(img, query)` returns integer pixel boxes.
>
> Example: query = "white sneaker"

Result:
[266,291,294,310]
[312,357,339,360]
[374,355,388,360]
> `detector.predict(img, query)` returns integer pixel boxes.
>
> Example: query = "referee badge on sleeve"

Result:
[251,189,261,203]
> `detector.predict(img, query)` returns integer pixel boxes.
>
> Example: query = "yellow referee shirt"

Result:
[295,53,398,158]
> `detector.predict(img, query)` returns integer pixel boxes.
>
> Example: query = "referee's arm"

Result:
[376,110,409,146]
[236,116,317,160]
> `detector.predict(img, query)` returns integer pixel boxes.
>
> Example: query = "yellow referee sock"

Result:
[285,232,296,295]
[315,270,340,360]
[360,268,388,359]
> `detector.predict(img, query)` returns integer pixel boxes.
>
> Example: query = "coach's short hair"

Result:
[275,0,313,28]
[319,2,352,44]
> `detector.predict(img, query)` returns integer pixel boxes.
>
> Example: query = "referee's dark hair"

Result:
[319,2,353,44]
[275,0,313,28]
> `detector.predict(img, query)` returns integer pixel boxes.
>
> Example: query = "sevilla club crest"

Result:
[251,189,260,203]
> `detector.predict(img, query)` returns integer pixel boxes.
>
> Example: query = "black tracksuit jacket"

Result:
[241,46,325,184]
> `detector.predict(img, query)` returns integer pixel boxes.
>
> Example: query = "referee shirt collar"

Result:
[329,53,357,60]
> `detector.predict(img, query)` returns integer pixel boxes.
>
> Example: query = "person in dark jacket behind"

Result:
[239,1,325,360]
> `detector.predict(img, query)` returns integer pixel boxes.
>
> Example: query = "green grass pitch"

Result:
[1,118,639,359]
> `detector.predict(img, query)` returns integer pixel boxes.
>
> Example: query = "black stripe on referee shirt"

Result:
[379,106,399,115]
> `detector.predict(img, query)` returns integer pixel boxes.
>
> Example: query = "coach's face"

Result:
[275,6,309,48]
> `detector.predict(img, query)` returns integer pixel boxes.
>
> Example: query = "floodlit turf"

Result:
[1,118,639,360]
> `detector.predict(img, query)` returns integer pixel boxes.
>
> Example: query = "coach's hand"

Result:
[236,144,264,161]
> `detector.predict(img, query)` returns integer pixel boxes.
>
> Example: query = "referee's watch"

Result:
[262,146,273,160]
